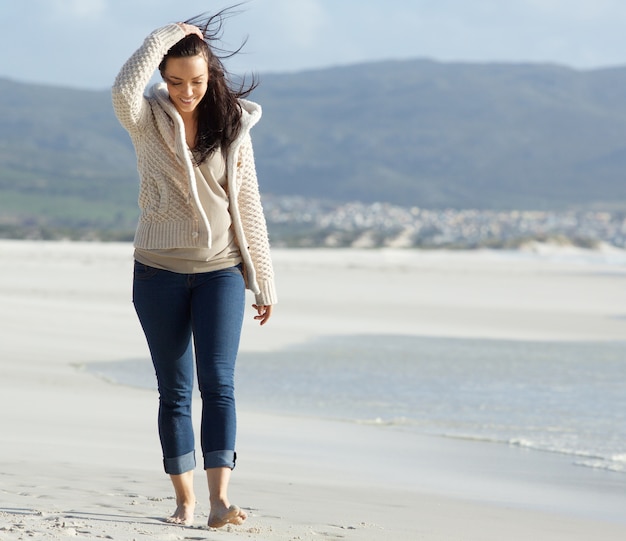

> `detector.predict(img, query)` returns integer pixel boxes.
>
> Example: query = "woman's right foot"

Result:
[165,502,195,526]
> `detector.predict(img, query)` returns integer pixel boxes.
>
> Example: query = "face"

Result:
[162,55,209,117]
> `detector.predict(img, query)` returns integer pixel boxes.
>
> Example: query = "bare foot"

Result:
[165,502,195,526]
[208,504,247,528]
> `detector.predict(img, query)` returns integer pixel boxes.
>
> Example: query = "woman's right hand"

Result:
[177,23,204,40]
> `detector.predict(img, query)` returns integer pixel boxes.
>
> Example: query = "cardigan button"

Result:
[192,232,198,238]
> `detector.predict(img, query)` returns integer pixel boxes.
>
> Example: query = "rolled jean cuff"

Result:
[163,450,196,475]
[204,450,236,470]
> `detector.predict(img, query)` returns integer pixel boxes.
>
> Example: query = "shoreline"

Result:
[83,331,626,479]
[2,240,626,540]
[236,409,626,523]
[81,352,626,523]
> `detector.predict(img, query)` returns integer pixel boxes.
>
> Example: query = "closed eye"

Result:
[165,76,205,85]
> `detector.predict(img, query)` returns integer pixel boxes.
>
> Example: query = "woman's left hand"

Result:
[252,304,273,326]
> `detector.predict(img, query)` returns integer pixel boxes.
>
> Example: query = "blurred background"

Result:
[1,0,626,247]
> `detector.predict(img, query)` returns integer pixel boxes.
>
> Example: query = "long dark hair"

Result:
[159,5,258,164]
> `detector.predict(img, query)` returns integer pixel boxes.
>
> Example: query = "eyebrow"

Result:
[166,74,206,81]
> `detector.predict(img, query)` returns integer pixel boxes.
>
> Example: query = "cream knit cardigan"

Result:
[112,24,277,305]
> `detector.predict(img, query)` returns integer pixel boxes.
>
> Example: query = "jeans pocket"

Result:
[221,263,244,276]
[133,260,159,280]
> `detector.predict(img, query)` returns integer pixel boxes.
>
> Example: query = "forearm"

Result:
[111,24,184,130]
[237,139,277,304]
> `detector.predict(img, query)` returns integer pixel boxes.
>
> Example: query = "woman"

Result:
[112,9,277,529]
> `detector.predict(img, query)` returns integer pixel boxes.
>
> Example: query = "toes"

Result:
[165,510,195,526]
[208,505,247,528]
[235,508,247,524]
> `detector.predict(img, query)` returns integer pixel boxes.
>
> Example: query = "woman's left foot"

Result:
[208,504,247,528]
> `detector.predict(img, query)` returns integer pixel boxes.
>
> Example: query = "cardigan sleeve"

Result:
[237,134,278,305]
[111,24,185,133]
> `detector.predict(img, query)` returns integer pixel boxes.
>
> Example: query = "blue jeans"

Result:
[132,261,245,475]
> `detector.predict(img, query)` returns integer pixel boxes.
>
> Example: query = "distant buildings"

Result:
[3,194,626,249]
[263,195,626,250]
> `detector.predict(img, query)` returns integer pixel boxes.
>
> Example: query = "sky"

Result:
[2,0,626,90]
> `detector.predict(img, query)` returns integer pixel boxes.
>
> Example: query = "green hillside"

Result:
[252,60,626,209]
[0,79,137,235]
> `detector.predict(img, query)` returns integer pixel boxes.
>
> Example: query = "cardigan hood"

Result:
[148,82,262,161]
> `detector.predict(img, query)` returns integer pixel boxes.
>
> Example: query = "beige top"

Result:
[134,150,242,273]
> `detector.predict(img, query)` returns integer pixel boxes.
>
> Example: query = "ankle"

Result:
[210,496,229,508]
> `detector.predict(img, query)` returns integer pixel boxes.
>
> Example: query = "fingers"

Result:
[252,304,273,326]
[177,22,204,40]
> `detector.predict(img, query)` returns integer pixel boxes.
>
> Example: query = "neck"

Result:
[178,109,196,125]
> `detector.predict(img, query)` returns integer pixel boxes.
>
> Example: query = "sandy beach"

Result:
[1,240,626,540]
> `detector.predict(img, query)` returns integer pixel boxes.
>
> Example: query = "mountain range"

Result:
[1,58,626,235]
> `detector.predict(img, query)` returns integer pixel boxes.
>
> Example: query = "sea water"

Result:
[86,334,626,475]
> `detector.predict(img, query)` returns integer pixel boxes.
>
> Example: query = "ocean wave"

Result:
[574,459,626,473]
[354,416,412,427]
[435,431,626,474]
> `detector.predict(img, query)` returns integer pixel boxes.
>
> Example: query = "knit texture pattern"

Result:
[112,24,277,304]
